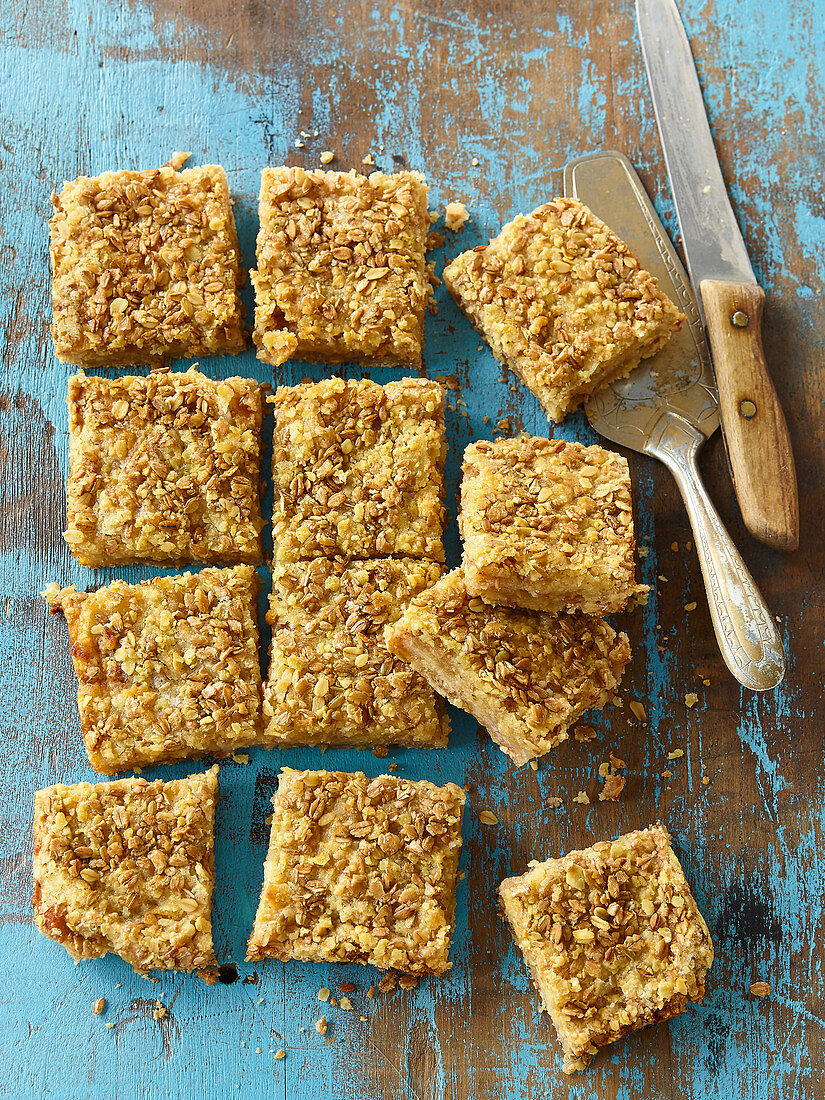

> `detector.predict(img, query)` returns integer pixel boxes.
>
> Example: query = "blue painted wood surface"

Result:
[1,1,823,1097]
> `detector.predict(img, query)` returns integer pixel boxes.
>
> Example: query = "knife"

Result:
[636,0,799,551]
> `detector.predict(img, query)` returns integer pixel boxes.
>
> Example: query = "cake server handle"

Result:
[644,409,785,691]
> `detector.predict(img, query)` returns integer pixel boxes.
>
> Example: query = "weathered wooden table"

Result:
[1,1,822,1097]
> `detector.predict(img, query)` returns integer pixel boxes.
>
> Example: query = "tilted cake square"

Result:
[443,197,683,422]
[271,376,445,563]
[460,435,647,614]
[33,766,219,974]
[50,154,245,367]
[252,168,430,367]
[385,569,630,766]
[263,557,448,749]
[499,824,714,1072]
[44,567,261,773]
[64,367,264,567]
[247,769,465,976]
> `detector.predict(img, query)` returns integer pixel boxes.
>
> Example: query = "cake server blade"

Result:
[564,150,784,691]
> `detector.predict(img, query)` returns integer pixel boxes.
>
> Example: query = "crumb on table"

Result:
[444,201,469,230]
[460,435,647,614]
[246,769,465,976]
[252,167,430,368]
[385,568,630,767]
[499,822,713,1072]
[33,767,219,974]
[262,556,449,749]
[443,196,684,423]
[49,154,246,367]
[62,367,264,568]
[43,567,261,773]
[270,376,446,563]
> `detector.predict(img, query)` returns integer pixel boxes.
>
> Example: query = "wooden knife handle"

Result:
[699,279,799,551]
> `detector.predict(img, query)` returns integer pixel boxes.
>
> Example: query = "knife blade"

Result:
[636,0,799,551]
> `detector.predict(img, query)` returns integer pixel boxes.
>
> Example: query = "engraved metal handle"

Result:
[645,411,785,691]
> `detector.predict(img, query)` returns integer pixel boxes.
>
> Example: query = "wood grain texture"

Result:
[0,1,823,1098]
[700,279,799,550]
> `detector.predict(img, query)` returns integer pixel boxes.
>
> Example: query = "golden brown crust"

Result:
[271,376,446,563]
[252,168,429,367]
[246,769,465,976]
[263,557,448,749]
[64,367,264,567]
[384,569,630,766]
[50,155,245,366]
[443,197,684,423]
[43,567,261,773]
[460,435,647,614]
[33,767,219,974]
[498,823,714,1072]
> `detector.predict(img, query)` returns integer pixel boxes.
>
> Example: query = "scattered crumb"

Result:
[668,749,685,760]
[318,987,330,1002]
[478,809,499,825]
[372,746,388,758]
[359,1015,367,1021]
[471,157,479,166]
[609,753,626,770]
[546,796,563,809]
[330,997,338,1006]
[574,724,597,742]
[483,414,490,425]
[612,694,623,708]
[366,984,375,999]
[658,575,668,583]
[339,997,353,1011]
[661,770,673,778]
[749,981,771,998]
[362,154,375,165]
[684,602,697,612]
[686,540,692,551]
[338,982,356,993]
[320,150,335,164]
[256,1047,262,1054]
[671,541,679,552]
[599,774,626,802]
[528,760,538,772]
[388,762,397,771]
[232,752,249,764]
[257,997,264,1004]
[702,678,711,686]
[199,967,220,985]
[638,546,649,557]
[93,997,106,1016]
[445,201,469,230]
[315,1016,328,1036]
[426,231,446,251]
[398,976,419,991]
[294,139,304,149]
[629,700,647,723]
[378,974,397,994]
[598,762,611,778]
[702,776,710,786]
[685,693,699,708]
[275,1048,286,1059]
[153,1001,167,1021]
[428,209,438,223]
[573,790,590,805]
[106,1022,115,1029]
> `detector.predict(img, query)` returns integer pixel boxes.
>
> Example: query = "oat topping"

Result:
[33,767,218,974]
[252,168,430,367]
[749,981,771,998]
[93,997,106,1015]
[246,769,465,976]
[271,376,446,563]
[263,557,448,749]
[460,435,647,614]
[443,197,684,423]
[64,367,264,567]
[44,567,261,773]
[385,569,631,767]
[499,823,713,1072]
[50,155,245,367]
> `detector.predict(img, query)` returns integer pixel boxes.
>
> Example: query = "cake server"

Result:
[564,150,784,691]
[636,0,798,552]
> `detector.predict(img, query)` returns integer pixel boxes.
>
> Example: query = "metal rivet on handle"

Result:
[739,399,757,419]
[731,310,749,328]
